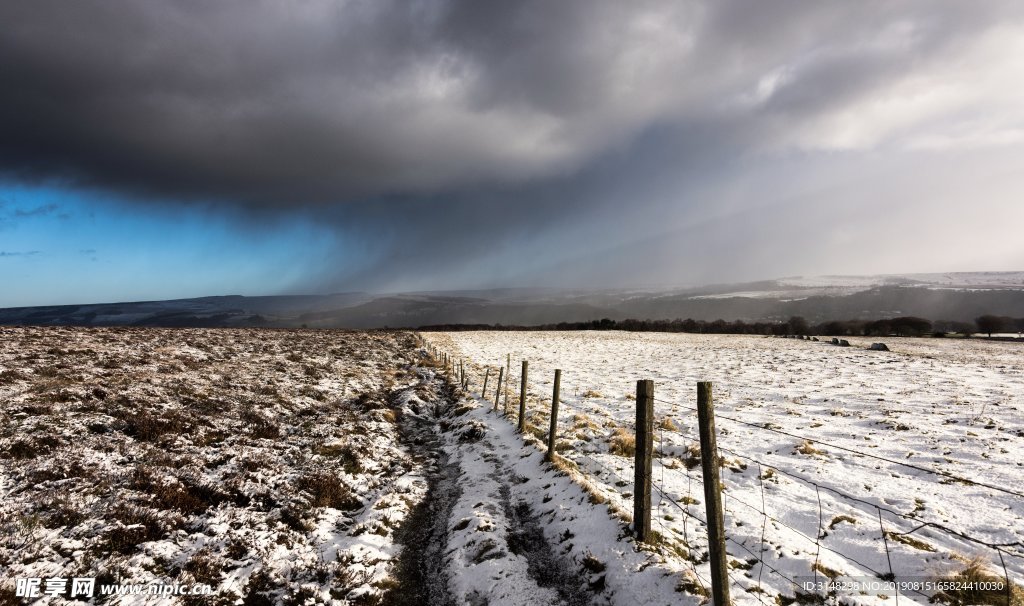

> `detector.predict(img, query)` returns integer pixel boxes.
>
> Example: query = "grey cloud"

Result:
[0,251,41,258]
[1,1,1022,292]
[3,1,1017,204]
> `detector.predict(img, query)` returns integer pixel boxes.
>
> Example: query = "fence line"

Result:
[427,342,1023,606]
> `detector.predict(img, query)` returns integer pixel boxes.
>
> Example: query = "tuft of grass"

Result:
[5,436,62,460]
[240,409,280,439]
[0,369,27,384]
[527,422,548,443]
[681,442,702,469]
[811,561,842,579]
[150,476,230,514]
[658,417,679,432]
[581,390,603,398]
[795,440,823,456]
[40,495,85,529]
[183,548,224,586]
[296,472,362,511]
[883,530,935,552]
[313,441,362,474]
[828,515,856,530]
[104,505,179,554]
[676,571,710,597]
[572,413,598,431]
[608,428,636,457]
[934,556,1024,606]
[582,552,606,573]
[123,412,176,442]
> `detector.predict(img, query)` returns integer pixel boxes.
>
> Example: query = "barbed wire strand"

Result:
[651,473,811,599]
[727,567,767,606]
[713,443,1024,554]
[721,484,771,606]
[645,422,941,601]
[667,448,994,602]
[878,508,899,606]
[652,396,1024,500]
[717,484,887,580]
[723,530,803,592]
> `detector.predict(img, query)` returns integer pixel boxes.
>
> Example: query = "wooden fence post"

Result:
[482,368,490,400]
[518,361,528,432]
[697,381,730,606]
[546,369,561,461]
[505,354,511,413]
[493,367,504,411]
[634,380,654,542]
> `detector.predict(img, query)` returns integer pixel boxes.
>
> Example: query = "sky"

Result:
[2,0,1024,307]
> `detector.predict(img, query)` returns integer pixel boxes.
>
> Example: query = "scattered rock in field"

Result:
[839,339,851,347]
[868,342,890,351]
[831,338,840,345]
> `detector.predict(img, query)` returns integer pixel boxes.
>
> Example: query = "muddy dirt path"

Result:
[383,365,600,606]
[382,376,460,606]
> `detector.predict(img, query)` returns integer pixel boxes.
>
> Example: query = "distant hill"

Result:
[1,272,1022,328]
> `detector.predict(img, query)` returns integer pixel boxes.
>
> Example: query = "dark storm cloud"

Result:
[2,1,1023,290]
[1,0,1012,202]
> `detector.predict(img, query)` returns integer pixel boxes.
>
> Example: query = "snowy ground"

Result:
[410,379,701,606]
[4,326,1020,605]
[0,326,704,606]
[0,327,430,604]
[427,331,1024,606]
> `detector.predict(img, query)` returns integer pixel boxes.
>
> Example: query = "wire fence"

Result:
[650,390,1022,605]
[428,342,1023,606]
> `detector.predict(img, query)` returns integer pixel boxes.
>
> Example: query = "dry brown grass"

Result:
[296,472,361,511]
[884,531,936,552]
[934,556,1024,606]
[313,441,362,474]
[810,561,842,579]
[827,515,856,530]
[681,442,702,469]
[0,326,427,603]
[608,428,636,457]
[571,413,598,431]
[795,440,823,456]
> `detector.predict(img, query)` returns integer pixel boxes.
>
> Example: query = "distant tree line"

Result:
[419,314,1024,338]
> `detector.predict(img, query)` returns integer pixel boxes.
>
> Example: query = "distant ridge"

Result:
[2,272,1021,328]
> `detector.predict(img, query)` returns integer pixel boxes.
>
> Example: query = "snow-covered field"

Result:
[0,327,431,604]
[3,326,1020,605]
[428,331,1024,606]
